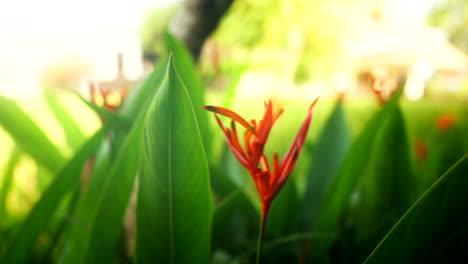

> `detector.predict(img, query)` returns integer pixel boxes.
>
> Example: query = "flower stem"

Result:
[256,203,270,264]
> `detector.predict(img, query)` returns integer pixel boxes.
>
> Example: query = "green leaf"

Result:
[212,188,259,250]
[58,121,144,263]
[77,94,132,130]
[339,105,414,263]
[299,100,350,231]
[57,57,169,263]
[0,147,21,223]
[43,91,86,150]
[0,95,66,172]
[136,52,212,263]
[364,154,468,263]
[82,113,145,263]
[353,106,413,242]
[56,137,113,263]
[1,129,104,264]
[217,143,249,193]
[211,148,259,251]
[164,31,212,156]
[266,178,299,238]
[119,56,169,119]
[306,89,403,263]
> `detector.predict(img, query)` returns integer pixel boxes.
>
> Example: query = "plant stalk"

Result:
[256,202,270,264]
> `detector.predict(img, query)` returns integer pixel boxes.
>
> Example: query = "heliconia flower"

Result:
[203,98,318,262]
[89,82,128,112]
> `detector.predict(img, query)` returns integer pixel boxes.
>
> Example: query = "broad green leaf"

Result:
[349,105,413,262]
[164,31,212,155]
[212,188,259,250]
[136,53,212,263]
[1,129,104,264]
[306,88,403,263]
[0,95,66,172]
[364,154,468,263]
[299,100,350,231]
[57,58,168,263]
[43,91,86,150]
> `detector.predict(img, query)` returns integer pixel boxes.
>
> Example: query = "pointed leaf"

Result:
[364,154,468,263]
[136,52,212,263]
[306,89,403,263]
[57,58,169,264]
[164,31,212,156]
[119,56,169,119]
[353,106,413,243]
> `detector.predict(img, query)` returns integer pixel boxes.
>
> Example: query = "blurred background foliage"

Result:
[429,0,468,53]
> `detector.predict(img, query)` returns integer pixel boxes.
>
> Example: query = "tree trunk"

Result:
[169,0,233,61]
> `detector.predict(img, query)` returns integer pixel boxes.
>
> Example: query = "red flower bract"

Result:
[203,98,319,214]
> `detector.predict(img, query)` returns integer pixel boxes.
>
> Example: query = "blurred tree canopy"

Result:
[211,0,374,83]
[141,0,377,83]
[140,5,179,62]
[429,0,468,53]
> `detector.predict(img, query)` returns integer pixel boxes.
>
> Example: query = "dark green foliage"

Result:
[365,154,468,263]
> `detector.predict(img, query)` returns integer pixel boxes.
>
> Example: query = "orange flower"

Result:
[204,98,318,262]
[435,113,455,131]
[414,140,427,162]
[203,98,318,214]
[89,82,128,112]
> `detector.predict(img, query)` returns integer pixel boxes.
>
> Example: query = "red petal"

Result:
[229,121,244,155]
[278,98,318,185]
[260,154,270,172]
[270,152,278,185]
[256,100,273,143]
[202,105,252,130]
[214,114,251,169]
